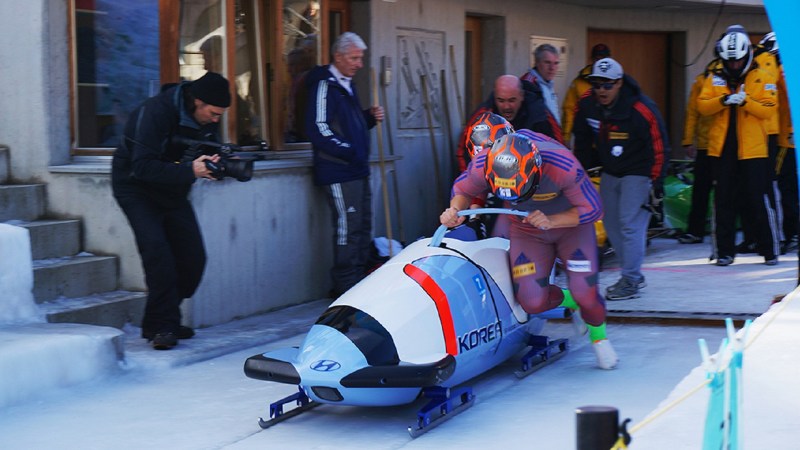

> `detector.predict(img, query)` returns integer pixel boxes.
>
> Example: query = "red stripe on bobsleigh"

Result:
[403,263,458,356]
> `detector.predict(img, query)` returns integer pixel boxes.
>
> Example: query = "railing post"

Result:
[576,405,619,450]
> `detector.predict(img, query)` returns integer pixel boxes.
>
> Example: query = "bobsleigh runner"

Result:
[243,209,571,437]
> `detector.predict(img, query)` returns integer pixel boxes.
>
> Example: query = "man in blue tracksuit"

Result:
[305,32,384,297]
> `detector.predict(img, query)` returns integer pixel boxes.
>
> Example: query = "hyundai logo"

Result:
[310,360,341,372]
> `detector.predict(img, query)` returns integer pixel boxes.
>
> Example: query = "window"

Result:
[72,0,160,151]
[70,0,343,154]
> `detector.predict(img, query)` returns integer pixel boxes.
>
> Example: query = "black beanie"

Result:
[591,44,611,59]
[189,72,231,107]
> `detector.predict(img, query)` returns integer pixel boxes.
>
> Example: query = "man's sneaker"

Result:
[593,339,618,369]
[605,278,640,301]
[677,233,703,244]
[151,332,178,350]
[781,237,799,255]
[142,326,195,341]
[735,241,757,254]
[765,257,778,266]
[716,256,734,266]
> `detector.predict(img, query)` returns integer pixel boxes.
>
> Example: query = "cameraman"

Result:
[111,71,230,350]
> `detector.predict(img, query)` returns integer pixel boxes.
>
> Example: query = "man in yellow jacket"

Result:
[763,32,799,256]
[697,26,779,266]
[677,62,716,245]
[561,44,611,147]
[736,34,783,254]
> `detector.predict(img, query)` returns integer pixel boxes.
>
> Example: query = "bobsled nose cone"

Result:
[295,325,369,383]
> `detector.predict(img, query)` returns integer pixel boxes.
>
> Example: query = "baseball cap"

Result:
[591,43,611,59]
[589,57,624,80]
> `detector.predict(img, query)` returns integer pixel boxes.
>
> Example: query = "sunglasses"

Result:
[591,80,618,90]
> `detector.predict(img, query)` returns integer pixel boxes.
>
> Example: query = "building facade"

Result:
[0,0,769,328]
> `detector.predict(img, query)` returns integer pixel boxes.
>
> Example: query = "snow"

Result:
[0,234,798,448]
[0,224,42,324]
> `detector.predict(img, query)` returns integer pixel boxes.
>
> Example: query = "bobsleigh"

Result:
[244,209,569,437]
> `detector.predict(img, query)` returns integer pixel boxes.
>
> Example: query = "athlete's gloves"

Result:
[723,91,746,106]
[723,86,747,106]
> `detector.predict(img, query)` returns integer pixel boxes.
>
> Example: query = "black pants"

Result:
[740,135,781,244]
[711,145,779,260]
[686,149,713,237]
[114,193,206,334]
[323,177,372,295]
[777,147,799,242]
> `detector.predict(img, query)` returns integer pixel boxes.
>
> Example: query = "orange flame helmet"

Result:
[484,133,542,203]
[464,112,514,159]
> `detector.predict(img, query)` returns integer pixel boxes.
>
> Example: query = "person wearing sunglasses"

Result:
[572,57,669,301]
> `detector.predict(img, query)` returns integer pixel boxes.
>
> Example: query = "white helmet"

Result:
[717,31,753,77]
[760,31,778,55]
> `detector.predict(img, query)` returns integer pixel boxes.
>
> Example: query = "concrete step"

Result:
[32,255,118,303]
[39,290,147,329]
[0,145,8,183]
[0,322,124,409]
[0,184,46,221]
[14,219,81,259]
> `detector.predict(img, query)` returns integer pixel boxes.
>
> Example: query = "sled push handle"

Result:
[430,208,528,247]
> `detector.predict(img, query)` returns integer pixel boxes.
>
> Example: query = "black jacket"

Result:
[573,74,669,181]
[304,65,376,185]
[478,79,560,141]
[112,82,221,207]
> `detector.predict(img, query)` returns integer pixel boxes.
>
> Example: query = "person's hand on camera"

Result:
[193,154,221,180]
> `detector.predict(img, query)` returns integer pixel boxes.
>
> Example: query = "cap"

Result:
[589,57,624,80]
[591,43,611,59]
[189,71,231,108]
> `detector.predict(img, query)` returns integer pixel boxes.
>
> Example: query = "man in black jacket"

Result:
[573,58,668,301]
[456,74,562,172]
[112,71,230,350]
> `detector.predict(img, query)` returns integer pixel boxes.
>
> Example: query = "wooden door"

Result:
[587,30,669,123]
[464,15,483,117]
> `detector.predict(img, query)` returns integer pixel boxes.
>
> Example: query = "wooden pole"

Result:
[440,68,456,181]
[379,65,406,244]
[371,68,393,256]
[420,74,444,207]
[449,45,465,127]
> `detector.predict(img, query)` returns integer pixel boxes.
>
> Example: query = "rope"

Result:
[616,289,796,447]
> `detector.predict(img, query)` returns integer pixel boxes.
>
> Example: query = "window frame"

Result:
[68,0,343,156]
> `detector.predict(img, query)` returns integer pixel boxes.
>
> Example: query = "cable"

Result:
[675,0,727,69]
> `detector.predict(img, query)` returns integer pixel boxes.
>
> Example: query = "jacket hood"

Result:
[620,73,643,98]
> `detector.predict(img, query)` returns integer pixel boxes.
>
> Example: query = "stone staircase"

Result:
[0,145,146,408]
[0,145,146,330]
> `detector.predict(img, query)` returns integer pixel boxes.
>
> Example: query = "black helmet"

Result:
[484,133,542,203]
[465,112,514,159]
[760,31,778,55]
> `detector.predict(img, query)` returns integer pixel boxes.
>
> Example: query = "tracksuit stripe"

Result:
[331,183,348,245]
[315,82,333,136]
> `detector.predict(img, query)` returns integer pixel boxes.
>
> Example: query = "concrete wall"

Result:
[0,0,771,328]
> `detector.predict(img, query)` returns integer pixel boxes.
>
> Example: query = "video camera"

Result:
[176,137,268,182]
